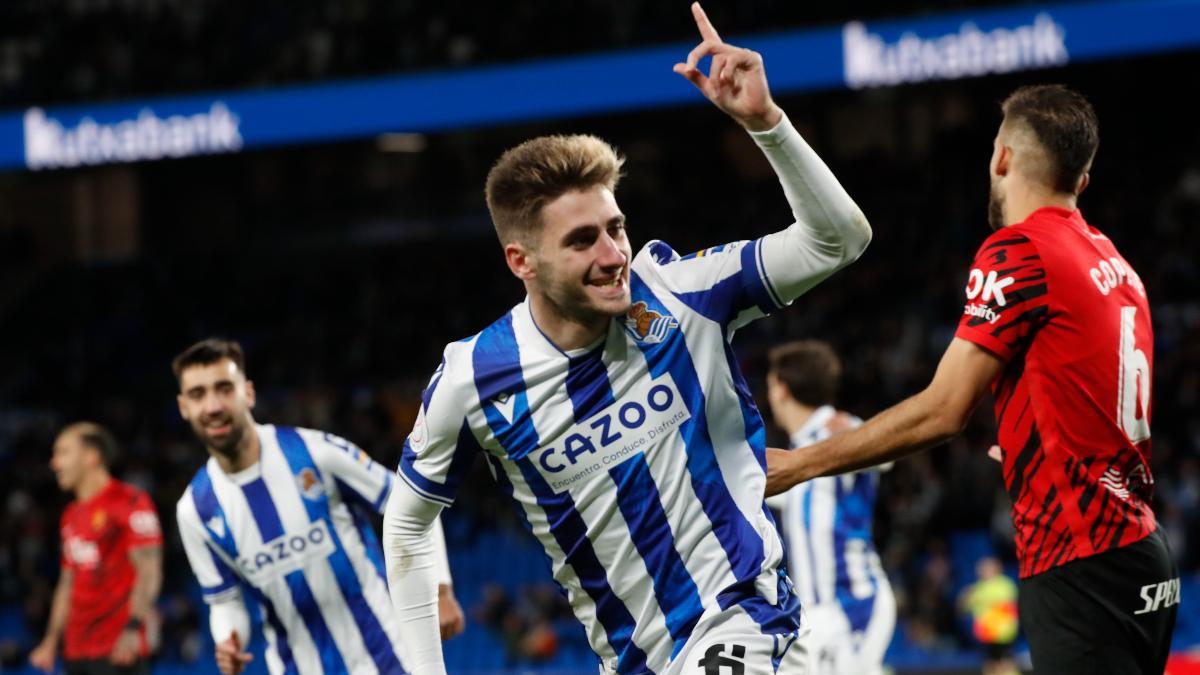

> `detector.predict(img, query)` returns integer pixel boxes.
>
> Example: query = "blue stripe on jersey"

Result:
[564,351,705,659]
[473,313,649,674]
[674,274,742,326]
[472,313,540,460]
[241,476,350,675]
[422,358,446,409]
[485,453,562,592]
[753,238,785,309]
[373,473,393,512]
[669,240,777,324]
[628,273,765,589]
[609,456,704,658]
[190,470,297,673]
[398,417,482,505]
[716,337,802,632]
[565,348,616,422]
[332,476,389,585]
[275,427,405,675]
[189,470,240,596]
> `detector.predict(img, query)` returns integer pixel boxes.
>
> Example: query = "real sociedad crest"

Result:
[297,467,323,501]
[623,302,679,344]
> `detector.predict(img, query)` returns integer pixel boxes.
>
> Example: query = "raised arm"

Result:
[674,2,871,306]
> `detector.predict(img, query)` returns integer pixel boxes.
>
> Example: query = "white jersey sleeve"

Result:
[643,114,870,332]
[386,342,486,675]
[176,489,241,605]
[395,340,483,507]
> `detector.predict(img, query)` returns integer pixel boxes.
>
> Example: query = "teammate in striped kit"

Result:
[172,338,461,675]
[763,341,894,675]
[382,5,872,673]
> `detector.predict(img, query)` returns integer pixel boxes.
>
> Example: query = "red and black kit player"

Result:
[765,85,1178,674]
[30,423,163,675]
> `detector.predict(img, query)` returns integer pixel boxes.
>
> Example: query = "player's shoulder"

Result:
[107,479,154,510]
[288,425,342,448]
[177,458,220,511]
[635,239,683,267]
[970,222,1048,271]
[429,316,504,394]
[1002,207,1091,246]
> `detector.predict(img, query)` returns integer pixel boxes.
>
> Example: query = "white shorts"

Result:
[804,582,896,675]
[660,605,810,675]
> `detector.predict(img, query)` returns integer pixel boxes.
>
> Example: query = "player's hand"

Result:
[438,585,466,640]
[673,2,782,132]
[987,444,1003,463]
[215,630,254,675]
[109,628,140,665]
[29,638,57,673]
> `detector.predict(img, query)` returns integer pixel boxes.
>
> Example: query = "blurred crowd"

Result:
[0,0,1023,108]
[0,3,1197,667]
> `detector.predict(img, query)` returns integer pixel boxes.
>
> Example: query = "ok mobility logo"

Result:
[23,101,243,170]
[843,12,1068,89]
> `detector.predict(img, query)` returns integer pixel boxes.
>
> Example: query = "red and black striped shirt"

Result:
[955,207,1157,579]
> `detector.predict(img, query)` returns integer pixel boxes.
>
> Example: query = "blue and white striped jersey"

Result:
[773,406,890,633]
[400,238,809,673]
[177,424,406,675]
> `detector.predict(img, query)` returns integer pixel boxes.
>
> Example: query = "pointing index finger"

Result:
[691,2,722,43]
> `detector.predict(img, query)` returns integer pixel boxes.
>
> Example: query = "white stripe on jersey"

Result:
[177,424,406,675]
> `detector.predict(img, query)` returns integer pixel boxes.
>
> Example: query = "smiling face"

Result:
[503,185,634,347]
[176,357,256,458]
[528,185,633,322]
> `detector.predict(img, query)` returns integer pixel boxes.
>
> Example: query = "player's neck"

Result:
[75,471,111,502]
[1003,179,1078,226]
[528,295,609,352]
[212,421,262,474]
[775,401,818,439]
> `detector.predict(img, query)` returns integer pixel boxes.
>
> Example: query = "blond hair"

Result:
[484,134,624,246]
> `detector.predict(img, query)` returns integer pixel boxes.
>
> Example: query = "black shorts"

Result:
[63,658,150,675]
[1018,527,1179,675]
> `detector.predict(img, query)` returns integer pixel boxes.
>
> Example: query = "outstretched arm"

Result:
[766,338,1003,495]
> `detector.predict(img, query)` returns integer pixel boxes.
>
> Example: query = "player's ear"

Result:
[992,142,1012,178]
[244,379,257,408]
[176,393,188,421]
[1074,172,1090,196]
[505,242,537,281]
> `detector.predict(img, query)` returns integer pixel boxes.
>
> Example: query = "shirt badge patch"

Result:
[297,468,323,501]
[624,302,679,344]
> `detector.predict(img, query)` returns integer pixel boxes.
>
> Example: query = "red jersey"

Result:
[955,207,1157,579]
[59,479,162,660]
